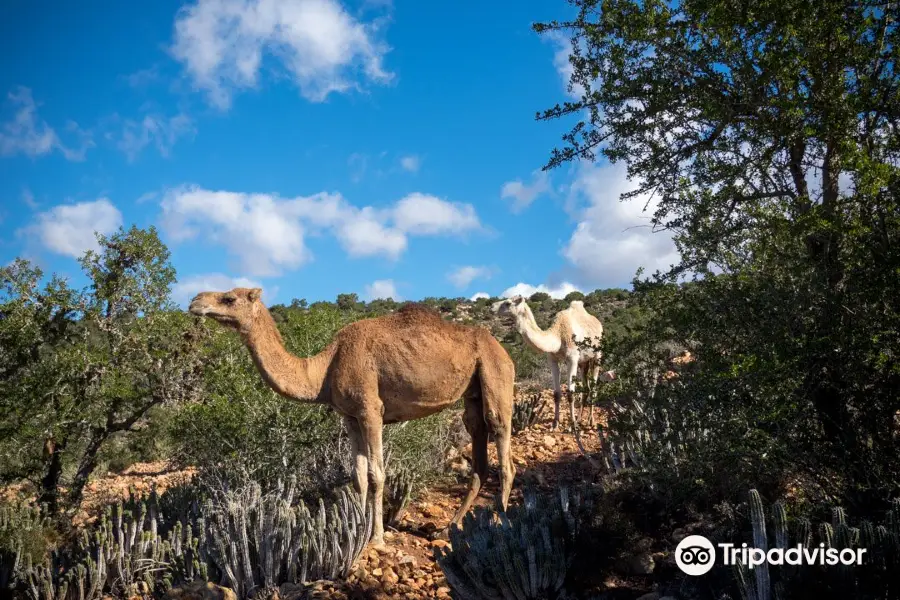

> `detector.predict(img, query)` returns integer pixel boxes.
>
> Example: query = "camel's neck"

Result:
[241,309,334,401]
[515,304,562,354]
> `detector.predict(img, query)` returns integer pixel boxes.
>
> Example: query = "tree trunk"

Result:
[66,431,108,511]
[38,437,66,515]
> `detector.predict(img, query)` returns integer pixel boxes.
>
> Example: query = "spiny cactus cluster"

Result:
[597,396,710,473]
[434,485,593,600]
[0,501,52,592]
[122,479,205,535]
[732,489,900,600]
[203,478,372,598]
[385,466,415,528]
[16,499,205,600]
[512,393,546,434]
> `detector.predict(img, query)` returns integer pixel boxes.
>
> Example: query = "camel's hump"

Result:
[396,302,443,320]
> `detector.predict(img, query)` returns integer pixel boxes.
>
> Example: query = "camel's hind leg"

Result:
[478,357,515,512]
[446,390,489,530]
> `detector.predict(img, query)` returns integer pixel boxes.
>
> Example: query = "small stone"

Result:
[430,539,450,548]
[437,586,452,597]
[542,435,557,449]
[372,567,383,577]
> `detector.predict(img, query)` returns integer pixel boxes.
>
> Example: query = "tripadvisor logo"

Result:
[675,535,867,576]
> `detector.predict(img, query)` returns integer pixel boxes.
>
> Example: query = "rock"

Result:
[542,435,557,449]
[166,582,237,600]
[372,567,384,577]
[430,539,450,549]
[437,586,452,597]
[636,594,660,600]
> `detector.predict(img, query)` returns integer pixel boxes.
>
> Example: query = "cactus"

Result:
[0,502,52,594]
[384,466,415,528]
[203,478,372,599]
[12,495,205,600]
[434,485,592,600]
[512,393,546,434]
[733,489,900,600]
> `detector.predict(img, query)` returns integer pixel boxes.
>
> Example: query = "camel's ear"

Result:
[247,288,262,302]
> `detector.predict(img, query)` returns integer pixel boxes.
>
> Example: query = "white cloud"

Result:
[447,265,491,289]
[470,292,490,301]
[22,188,38,210]
[545,32,584,99]
[392,193,481,235]
[335,207,407,259]
[501,169,550,213]
[116,112,195,161]
[21,199,123,258]
[0,87,93,161]
[562,161,679,286]
[161,186,313,276]
[501,281,582,299]
[364,279,400,300]
[172,273,264,306]
[399,154,420,173]
[159,186,481,276]
[171,0,393,109]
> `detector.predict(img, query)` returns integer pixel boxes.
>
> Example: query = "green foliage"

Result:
[435,486,593,600]
[0,227,208,514]
[538,0,900,517]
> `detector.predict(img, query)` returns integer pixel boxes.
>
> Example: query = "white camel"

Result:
[492,296,615,431]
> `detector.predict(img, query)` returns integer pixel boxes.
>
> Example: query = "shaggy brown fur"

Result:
[189,288,515,546]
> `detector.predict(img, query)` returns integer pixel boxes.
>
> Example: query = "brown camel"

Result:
[188,287,515,546]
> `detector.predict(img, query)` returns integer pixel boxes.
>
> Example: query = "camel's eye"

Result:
[222,296,236,305]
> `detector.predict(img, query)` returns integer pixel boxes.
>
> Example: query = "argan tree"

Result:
[0,226,207,515]
[536,0,900,508]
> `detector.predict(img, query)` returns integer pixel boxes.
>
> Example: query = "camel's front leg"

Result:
[357,412,387,547]
[563,353,580,433]
[344,417,368,508]
[549,358,562,430]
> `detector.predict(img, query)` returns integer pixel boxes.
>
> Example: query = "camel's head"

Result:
[188,287,263,329]
[491,295,527,319]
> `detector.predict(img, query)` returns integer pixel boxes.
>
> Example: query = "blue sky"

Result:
[0,0,678,306]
